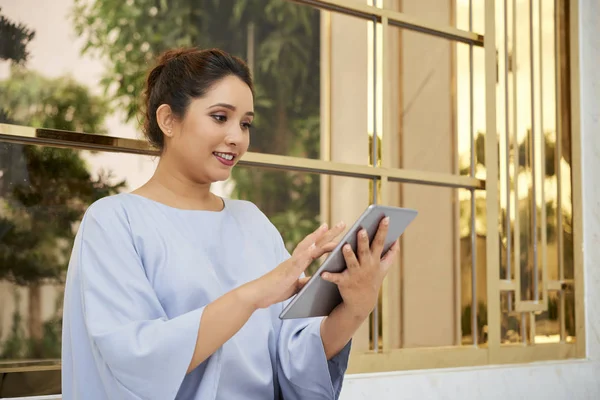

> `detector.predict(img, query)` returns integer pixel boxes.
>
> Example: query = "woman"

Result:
[61,47,400,400]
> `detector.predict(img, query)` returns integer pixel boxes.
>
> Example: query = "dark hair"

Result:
[142,47,253,151]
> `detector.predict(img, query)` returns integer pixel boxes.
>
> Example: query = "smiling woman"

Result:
[137,48,254,194]
[59,47,398,400]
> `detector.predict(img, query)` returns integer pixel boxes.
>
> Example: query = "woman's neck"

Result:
[133,159,222,211]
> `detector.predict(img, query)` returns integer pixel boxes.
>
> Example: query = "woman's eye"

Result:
[242,122,252,130]
[212,115,227,122]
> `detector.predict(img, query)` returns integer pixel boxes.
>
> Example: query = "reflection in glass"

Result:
[534,291,560,343]
[385,1,485,41]
[0,140,129,396]
[561,166,574,280]
[500,292,522,344]
[0,370,61,397]
[330,12,371,166]
[387,182,487,348]
[454,0,485,34]
[0,142,135,371]
[458,189,488,345]
[0,141,374,369]
[493,0,574,311]
[387,20,484,176]
[512,0,538,303]
[564,287,576,342]
[556,0,574,281]
[1,0,324,160]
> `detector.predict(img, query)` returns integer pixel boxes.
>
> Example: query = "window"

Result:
[0,0,583,396]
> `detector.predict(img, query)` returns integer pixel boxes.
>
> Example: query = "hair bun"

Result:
[156,47,196,65]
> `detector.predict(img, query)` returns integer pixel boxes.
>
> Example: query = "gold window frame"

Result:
[0,0,584,377]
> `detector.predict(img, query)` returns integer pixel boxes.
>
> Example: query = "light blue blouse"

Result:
[61,193,351,399]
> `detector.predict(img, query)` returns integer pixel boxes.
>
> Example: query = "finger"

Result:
[291,243,317,274]
[371,217,390,256]
[356,229,370,263]
[381,240,400,270]
[296,223,328,254]
[319,241,339,254]
[342,244,360,269]
[308,241,338,260]
[321,270,345,285]
[316,221,345,248]
[306,223,329,245]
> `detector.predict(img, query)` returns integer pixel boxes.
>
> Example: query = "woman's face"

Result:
[161,75,254,183]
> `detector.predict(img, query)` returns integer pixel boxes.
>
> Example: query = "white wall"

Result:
[339,0,600,398]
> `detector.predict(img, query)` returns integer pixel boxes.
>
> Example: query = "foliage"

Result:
[72,0,322,253]
[0,67,110,133]
[0,8,35,64]
[0,68,125,286]
[0,26,124,358]
[0,290,63,359]
[0,291,27,359]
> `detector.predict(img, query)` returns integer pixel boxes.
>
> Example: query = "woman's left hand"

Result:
[320,216,400,319]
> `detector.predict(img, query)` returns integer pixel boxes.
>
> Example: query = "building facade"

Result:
[0,0,598,398]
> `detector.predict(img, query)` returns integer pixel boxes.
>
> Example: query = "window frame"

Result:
[0,0,584,377]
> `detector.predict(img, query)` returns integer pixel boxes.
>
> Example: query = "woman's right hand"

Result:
[243,222,346,310]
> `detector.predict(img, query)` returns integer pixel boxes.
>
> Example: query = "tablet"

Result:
[279,204,418,319]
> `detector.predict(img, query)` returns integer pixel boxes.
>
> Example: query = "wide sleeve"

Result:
[75,201,204,399]
[269,222,352,399]
[277,313,352,399]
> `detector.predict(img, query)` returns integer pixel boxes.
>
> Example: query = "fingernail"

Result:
[320,223,328,230]
[383,217,390,225]
[344,244,351,252]
[309,243,316,250]
[360,230,367,238]
[336,221,345,228]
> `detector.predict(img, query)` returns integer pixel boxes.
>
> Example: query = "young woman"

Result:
[61,47,400,400]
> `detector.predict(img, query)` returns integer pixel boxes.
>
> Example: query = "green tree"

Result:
[0,7,35,65]
[72,0,322,254]
[0,65,125,358]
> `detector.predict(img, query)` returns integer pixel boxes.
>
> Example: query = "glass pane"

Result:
[0,140,375,386]
[380,0,486,178]
[0,1,333,161]
[515,0,538,303]
[329,12,372,166]
[535,291,560,343]
[0,370,61,397]
[495,0,567,302]
[458,188,488,345]
[386,182,487,348]
[537,0,560,286]
[385,23,485,176]
[455,0,485,33]
[0,141,151,384]
[556,0,574,281]
[500,292,523,344]
[561,163,573,280]
[383,0,484,35]
[564,286,576,342]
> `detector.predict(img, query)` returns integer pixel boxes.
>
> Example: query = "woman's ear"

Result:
[156,104,175,138]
